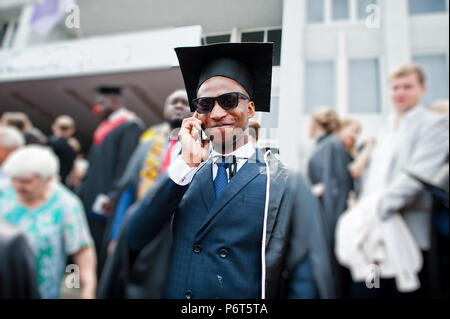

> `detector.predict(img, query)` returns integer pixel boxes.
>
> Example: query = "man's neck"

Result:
[394,104,419,129]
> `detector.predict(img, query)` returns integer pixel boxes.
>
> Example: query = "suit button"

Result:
[193,245,202,254]
[185,290,193,299]
[219,248,228,259]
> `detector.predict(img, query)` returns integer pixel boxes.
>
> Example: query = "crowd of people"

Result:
[0,42,448,299]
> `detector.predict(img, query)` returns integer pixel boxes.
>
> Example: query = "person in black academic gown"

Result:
[98,43,334,299]
[307,117,363,298]
[77,86,144,274]
[0,221,40,299]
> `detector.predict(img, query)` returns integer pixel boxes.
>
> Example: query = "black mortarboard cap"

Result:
[95,86,122,95]
[175,42,273,112]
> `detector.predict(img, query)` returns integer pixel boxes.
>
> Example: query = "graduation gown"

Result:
[307,135,354,242]
[77,112,143,272]
[0,222,40,299]
[97,151,335,299]
[307,134,354,298]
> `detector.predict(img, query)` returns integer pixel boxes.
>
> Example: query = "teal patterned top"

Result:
[0,183,93,299]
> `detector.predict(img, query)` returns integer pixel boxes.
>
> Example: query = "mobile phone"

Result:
[200,124,208,141]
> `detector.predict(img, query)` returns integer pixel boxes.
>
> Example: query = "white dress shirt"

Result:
[168,142,256,186]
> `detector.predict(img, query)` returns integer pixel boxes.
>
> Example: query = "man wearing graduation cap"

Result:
[98,43,334,299]
[77,86,144,273]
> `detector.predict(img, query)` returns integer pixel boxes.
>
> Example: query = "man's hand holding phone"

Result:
[179,111,210,168]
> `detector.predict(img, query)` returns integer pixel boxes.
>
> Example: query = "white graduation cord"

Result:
[261,150,272,299]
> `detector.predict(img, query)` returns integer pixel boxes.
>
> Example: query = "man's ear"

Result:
[421,84,427,94]
[247,101,256,118]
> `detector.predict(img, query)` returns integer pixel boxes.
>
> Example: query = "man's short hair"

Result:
[54,115,75,131]
[389,63,426,85]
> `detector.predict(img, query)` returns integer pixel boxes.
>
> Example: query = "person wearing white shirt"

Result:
[349,64,449,298]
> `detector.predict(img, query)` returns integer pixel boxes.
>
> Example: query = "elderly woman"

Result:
[0,145,96,299]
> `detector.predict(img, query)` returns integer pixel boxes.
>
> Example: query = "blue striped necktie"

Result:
[214,157,230,199]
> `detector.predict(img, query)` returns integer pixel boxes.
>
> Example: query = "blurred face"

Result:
[11,175,49,204]
[309,119,320,139]
[338,122,361,150]
[390,73,426,114]
[197,76,255,151]
[52,124,75,139]
[94,95,121,119]
[164,94,192,127]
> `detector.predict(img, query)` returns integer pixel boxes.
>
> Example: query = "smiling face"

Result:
[197,76,255,152]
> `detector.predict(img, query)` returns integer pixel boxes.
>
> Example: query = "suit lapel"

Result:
[194,152,264,240]
[193,158,215,213]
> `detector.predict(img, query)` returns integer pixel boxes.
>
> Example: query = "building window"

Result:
[412,54,449,108]
[408,0,447,15]
[304,61,336,113]
[307,0,325,23]
[204,34,231,45]
[357,0,378,20]
[332,0,350,20]
[267,29,282,66]
[240,29,282,66]
[348,58,380,113]
[241,31,265,42]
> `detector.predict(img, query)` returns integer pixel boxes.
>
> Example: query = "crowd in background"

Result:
[0,62,448,299]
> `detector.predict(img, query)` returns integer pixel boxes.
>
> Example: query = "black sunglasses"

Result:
[193,92,250,114]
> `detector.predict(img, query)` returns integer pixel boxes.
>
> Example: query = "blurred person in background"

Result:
[102,89,192,258]
[308,107,340,149]
[0,145,97,299]
[67,156,89,192]
[0,126,25,196]
[47,115,77,185]
[0,112,46,145]
[428,99,449,116]
[341,64,449,299]
[67,137,82,154]
[0,221,40,299]
[306,116,363,298]
[77,86,144,275]
[409,98,449,298]
[306,107,340,197]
